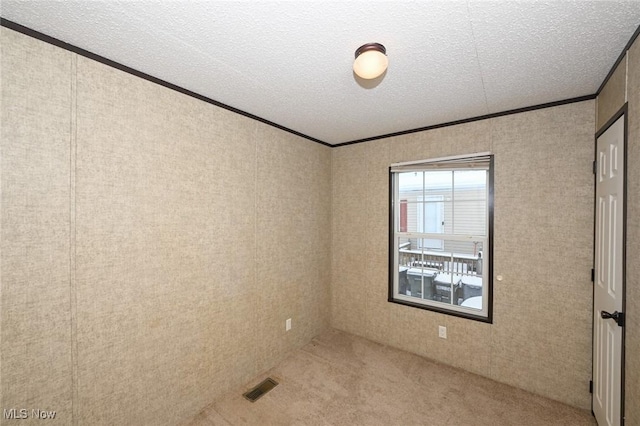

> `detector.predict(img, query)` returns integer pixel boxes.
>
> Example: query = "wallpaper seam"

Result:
[0,30,3,414]
[465,2,490,114]
[253,124,259,375]
[333,148,338,329]
[364,147,368,336]
[69,52,79,426]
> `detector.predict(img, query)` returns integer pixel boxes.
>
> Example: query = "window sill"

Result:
[388,297,493,323]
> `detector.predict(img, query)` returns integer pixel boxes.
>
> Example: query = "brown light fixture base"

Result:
[354,42,386,59]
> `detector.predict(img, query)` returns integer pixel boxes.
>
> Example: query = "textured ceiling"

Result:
[2,1,640,145]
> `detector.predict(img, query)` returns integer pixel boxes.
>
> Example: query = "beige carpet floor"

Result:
[185,329,596,426]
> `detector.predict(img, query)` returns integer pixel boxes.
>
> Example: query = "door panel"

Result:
[593,115,625,426]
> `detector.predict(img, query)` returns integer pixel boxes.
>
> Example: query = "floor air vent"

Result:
[243,377,278,402]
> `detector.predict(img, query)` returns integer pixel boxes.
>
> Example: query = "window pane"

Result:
[397,237,413,267]
[406,266,438,300]
[402,202,421,234]
[452,200,487,236]
[459,274,483,310]
[452,240,484,310]
[399,200,408,232]
[417,202,445,248]
[453,170,487,201]
[424,170,452,196]
[409,238,484,307]
[443,240,484,274]
[420,241,447,270]
[398,171,423,200]
[452,170,487,236]
[433,272,459,305]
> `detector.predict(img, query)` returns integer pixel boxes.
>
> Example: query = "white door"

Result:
[593,115,625,426]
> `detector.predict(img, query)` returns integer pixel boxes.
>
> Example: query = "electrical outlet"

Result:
[286,318,292,331]
[438,325,447,339]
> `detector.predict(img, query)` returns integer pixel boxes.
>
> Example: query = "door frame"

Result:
[593,103,628,424]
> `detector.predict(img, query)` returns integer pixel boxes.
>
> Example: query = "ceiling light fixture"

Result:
[353,43,388,79]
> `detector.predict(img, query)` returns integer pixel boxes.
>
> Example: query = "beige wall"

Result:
[331,101,595,409]
[1,26,74,424]
[2,19,636,425]
[627,36,640,426]
[597,34,640,425]
[597,58,628,131]
[1,27,331,425]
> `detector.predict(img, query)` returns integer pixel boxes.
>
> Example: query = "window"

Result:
[389,153,493,322]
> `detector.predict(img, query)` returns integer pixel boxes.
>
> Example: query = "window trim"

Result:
[388,155,494,323]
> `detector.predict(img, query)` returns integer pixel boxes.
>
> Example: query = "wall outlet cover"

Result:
[438,325,447,339]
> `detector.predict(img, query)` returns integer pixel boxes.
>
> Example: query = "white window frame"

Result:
[389,153,493,322]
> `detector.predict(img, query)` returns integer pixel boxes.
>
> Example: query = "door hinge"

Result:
[591,268,595,282]
[593,160,597,174]
[589,380,593,394]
